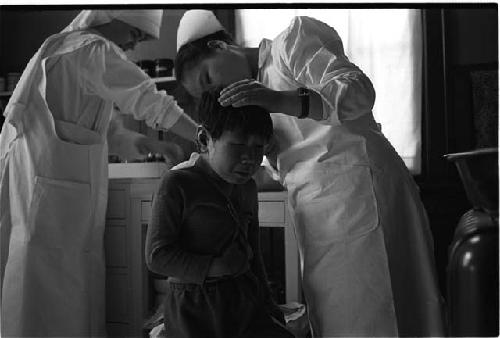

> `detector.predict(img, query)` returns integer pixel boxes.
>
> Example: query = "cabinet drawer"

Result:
[107,190,126,219]
[258,201,285,223]
[141,201,152,222]
[106,323,130,338]
[104,226,127,267]
[105,272,129,323]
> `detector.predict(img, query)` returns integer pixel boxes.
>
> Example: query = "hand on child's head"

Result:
[197,86,273,142]
[196,86,273,184]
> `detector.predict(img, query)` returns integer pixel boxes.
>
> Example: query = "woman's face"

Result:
[206,130,265,184]
[119,26,148,51]
[106,20,148,51]
[181,43,252,99]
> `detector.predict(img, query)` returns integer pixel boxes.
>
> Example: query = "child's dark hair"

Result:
[198,86,273,142]
[174,30,234,84]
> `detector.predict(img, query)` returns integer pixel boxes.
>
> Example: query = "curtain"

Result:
[235,9,423,174]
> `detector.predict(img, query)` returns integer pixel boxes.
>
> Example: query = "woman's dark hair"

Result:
[198,86,273,142]
[174,30,234,84]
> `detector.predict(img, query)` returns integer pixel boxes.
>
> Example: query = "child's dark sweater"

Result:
[145,156,271,295]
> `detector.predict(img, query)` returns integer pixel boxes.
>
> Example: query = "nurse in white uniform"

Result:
[175,10,446,337]
[0,10,197,337]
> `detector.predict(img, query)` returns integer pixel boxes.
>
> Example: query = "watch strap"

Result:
[298,87,310,119]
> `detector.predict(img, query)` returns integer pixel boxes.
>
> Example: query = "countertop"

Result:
[108,162,169,179]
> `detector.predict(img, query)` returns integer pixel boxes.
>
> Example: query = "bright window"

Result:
[235,9,423,174]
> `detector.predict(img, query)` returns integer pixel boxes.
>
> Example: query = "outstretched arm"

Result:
[107,109,184,164]
[80,38,198,142]
[218,79,324,120]
[218,16,375,126]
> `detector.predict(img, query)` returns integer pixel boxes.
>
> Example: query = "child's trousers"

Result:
[163,272,294,338]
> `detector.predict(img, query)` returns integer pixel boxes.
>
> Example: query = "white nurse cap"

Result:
[176,10,224,51]
[63,10,163,40]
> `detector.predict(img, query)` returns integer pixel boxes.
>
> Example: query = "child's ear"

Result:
[196,126,210,153]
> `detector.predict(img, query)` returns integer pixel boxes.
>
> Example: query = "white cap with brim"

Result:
[176,10,224,51]
[62,9,163,40]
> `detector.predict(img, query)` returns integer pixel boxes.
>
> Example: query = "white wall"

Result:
[0,8,185,75]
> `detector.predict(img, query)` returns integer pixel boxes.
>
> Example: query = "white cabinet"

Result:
[105,179,157,338]
[104,178,301,338]
[257,192,301,303]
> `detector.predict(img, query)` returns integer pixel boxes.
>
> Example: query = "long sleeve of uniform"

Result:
[78,38,184,131]
[279,16,376,125]
[145,172,213,285]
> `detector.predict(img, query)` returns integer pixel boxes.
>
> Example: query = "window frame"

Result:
[418,8,450,182]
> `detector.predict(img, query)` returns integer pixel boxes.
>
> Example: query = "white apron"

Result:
[274,114,445,337]
[256,18,446,335]
[0,32,108,337]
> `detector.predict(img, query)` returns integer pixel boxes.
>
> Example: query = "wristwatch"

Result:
[297,87,310,119]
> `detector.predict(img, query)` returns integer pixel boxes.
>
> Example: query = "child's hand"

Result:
[208,242,249,277]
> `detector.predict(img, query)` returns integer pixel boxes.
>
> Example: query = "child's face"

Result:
[207,130,266,184]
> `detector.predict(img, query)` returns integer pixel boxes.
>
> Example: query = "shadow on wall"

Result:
[0,9,80,75]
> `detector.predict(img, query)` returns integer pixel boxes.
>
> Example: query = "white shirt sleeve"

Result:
[278,16,376,125]
[78,39,183,131]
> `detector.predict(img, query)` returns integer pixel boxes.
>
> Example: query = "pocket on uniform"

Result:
[291,163,379,242]
[53,120,102,145]
[28,176,92,249]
